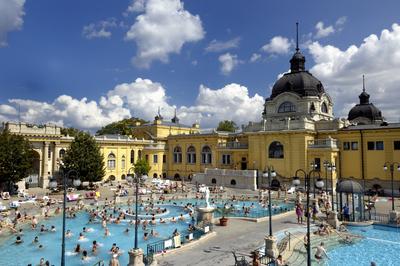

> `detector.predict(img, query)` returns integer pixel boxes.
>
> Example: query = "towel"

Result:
[204,226,209,233]
[164,239,173,249]
[188,233,193,240]
[173,235,181,248]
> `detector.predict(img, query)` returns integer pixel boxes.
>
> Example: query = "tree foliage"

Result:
[0,130,34,187]
[216,120,237,132]
[60,127,82,137]
[62,132,105,182]
[96,117,148,136]
[134,158,151,176]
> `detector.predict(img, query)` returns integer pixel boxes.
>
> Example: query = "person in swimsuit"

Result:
[314,242,330,262]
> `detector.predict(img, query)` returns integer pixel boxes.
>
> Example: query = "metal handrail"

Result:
[92,260,104,266]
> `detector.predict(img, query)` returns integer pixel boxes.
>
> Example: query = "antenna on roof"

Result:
[296,22,299,51]
[362,74,366,92]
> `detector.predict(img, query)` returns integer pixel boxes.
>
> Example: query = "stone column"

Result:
[127,248,145,266]
[264,235,279,259]
[42,142,50,188]
[196,207,214,225]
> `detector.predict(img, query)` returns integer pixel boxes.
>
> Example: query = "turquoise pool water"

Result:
[0,199,292,265]
[326,225,400,266]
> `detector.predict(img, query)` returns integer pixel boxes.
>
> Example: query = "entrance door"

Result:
[241,157,247,170]
[25,150,40,188]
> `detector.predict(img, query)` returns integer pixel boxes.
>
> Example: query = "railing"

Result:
[307,138,338,149]
[92,260,104,266]
[370,212,390,223]
[259,255,274,265]
[213,205,293,219]
[218,142,248,149]
[145,225,212,260]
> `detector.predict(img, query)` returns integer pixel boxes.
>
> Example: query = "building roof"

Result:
[340,122,400,131]
[269,48,325,100]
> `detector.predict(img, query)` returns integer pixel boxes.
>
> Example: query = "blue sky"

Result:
[1,0,400,130]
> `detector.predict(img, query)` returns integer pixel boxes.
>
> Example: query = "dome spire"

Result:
[296,22,299,52]
[359,74,370,104]
[290,22,305,72]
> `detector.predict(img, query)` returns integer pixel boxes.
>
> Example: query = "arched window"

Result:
[321,102,328,113]
[187,146,196,164]
[138,150,142,160]
[230,179,237,185]
[278,101,296,113]
[121,155,126,169]
[201,146,212,164]
[59,149,66,159]
[173,146,182,163]
[107,153,116,169]
[211,178,217,184]
[130,150,135,164]
[269,141,284,158]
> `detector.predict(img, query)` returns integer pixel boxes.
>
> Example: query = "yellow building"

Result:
[3,44,400,193]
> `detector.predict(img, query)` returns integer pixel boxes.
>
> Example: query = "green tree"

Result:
[134,158,151,176]
[216,120,237,132]
[60,127,82,137]
[96,117,148,136]
[0,130,34,190]
[62,132,105,182]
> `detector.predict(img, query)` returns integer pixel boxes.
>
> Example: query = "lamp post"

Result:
[127,167,147,266]
[50,168,79,266]
[383,162,400,211]
[262,167,276,237]
[292,168,323,266]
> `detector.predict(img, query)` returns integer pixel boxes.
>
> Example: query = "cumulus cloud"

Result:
[205,37,240,53]
[218,53,241,75]
[261,36,291,55]
[314,17,346,39]
[250,53,261,63]
[0,78,264,130]
[82,18,117,39]
[126,0,146,13]
[125,0,205,68]
[0,0,25,47]
[308,23,400,121]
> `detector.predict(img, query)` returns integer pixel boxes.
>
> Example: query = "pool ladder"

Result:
[92,260,105,266]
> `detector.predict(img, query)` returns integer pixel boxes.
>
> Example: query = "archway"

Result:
[153,173,158,178]
[121,174,126,180]
[211,178,217,184]
[174,173,180,180]
[26,150,40,188]
[230,179,237,186]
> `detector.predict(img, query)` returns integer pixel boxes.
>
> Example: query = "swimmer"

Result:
[124,228,129,234]
[150,229,158,237]
[143,232,148,240]
[50,226,56,232]
[79,232,85,240]
[171,217,177,223]
[104,228,110,237]
[75,244,81,253]
[159,218,166,224]
[65,230,72,238]
[82,250,89,261]
[33,236,39,244]
[92,240,98,253]
[15,236,23,244]
[179,214,185,221]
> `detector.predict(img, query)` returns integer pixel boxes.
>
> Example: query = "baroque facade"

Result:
[3,44,400,192]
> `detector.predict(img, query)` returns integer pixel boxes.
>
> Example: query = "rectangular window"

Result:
[163,155,166,163]
[222,154,231,165]
[121,159,125,169]
[376,141,384,150]
[48,148,51,160]
[314,158,321,171]
[394,141,400,150]
[351,142,358,150]
[153,155,158,164]
[367,141,375,150]
[343,142,350,150]
[145,155,149,162]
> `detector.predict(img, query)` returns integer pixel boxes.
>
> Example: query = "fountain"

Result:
[196,186,215,225]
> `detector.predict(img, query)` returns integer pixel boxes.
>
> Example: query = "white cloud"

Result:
[0,104,17,115]
[315,21,335,39]
[205,37,240,53]
[0,0,25,47]
[0,78,264,130]
[314,17,346,39]
[261,36,291,55]
[250,53,261,63]
[126,0,146,13]
[218,53,240,75]
[308,23,400,121]
[82,18,117,39]
[125,0,205,68]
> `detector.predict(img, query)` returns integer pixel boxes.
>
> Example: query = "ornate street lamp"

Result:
[51,167,79,266]
[292,168,323,266]
[262,167,276,237]
[383,162,400,211]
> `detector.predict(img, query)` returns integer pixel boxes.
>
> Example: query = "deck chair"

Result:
[232,251,249,266]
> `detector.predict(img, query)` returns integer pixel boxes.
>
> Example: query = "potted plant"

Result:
[214,207,234,226]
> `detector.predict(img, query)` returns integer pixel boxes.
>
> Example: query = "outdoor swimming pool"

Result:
[0,198,293,265]
[326,225,400,266]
